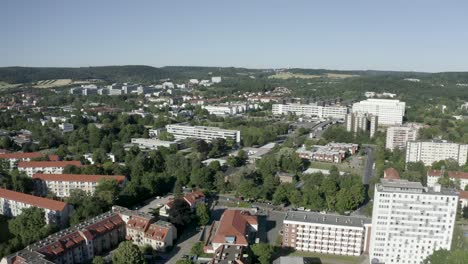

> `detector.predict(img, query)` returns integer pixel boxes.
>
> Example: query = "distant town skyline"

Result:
[1,0,468,72]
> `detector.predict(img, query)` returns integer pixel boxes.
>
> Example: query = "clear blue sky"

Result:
[1,0,467,72]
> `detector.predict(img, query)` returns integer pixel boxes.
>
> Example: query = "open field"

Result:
[33,79,73,88]
[0,81,20,89]
[326,73,359,78]
[268,72,321,79]
[268,72,359,80]
[309,157,363,175]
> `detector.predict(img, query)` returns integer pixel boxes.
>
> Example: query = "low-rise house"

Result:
[0,188,73,227]
[123,211,177,251]
[383,167,400,180]
[160,191,206,217]
[204,210,258,253]
[277,172,294,183]
[460,191,468,208]
[59,123,74,133]
[18,160,82,177]
[33,174,126,197]
[427,170,468,190]
[129,138,179,151]
[296,146,345,164]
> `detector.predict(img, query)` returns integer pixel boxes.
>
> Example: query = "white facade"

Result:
[369,179,458,264]
[405,140,468,166]
[59,123,74,133]
[166,124,241,143]
[345,113,378,138]
[202,103,258,116]
[386,124,420,151]
[211,76,222,83]
[272,104,348,119]
[18,161,81,177]
[130,138,177,150]
[282,211,371,256]
[426,170,468,190]
[352,99,405,126]
[0,188,72,227]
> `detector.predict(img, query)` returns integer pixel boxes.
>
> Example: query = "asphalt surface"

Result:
[362,146,375,185]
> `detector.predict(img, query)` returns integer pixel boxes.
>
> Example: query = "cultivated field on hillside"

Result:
[268,72,359,79]
[33,79,73,88]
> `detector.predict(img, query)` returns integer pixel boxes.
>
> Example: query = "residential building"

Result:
[123,211,177,251]
[405,140,468,166]
[211,76,222,83]
[272,103,348,119]
[345,113,378,138]
[383,168,400,180]
[0,152,43,169]
[160,191,206,217]
[0,207,127,264]
[459,191,468,208]
[204,210,258,253]
[352,99,405,126]
[385,124,421,151]
[0,188,73,227]
[426,170,468,190]
[59,123,74,133]
[281,211,371,256]
[18,160,82,177]
[166,124,241,143]
[273,256,317,264]
[296,145,346,164]
[130,138,179,150]
[202,103,258,116]
[230,144,274,164]
[369,179,458,264]
[209,245,249,264]
[33,174,126,197]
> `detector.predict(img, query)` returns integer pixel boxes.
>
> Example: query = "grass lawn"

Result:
[289,251,362,264]
[0,216,12,243]
[309,161,362,175]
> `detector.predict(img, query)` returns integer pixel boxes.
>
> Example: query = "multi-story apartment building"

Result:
[123,211,177,251]
[282,211,372,256]
[369,179,459,264]
[204,210,258,253]
[0,188,73,227]
[202,103,258,116]
[386,124,421,151]
[352,99,405,126]
[345,113,378,138]
[160,191,206,217]
[0,152,43,169]
[296,144,350,164]
[272,103,348,119]
[18,160,82,177]
[130,138,179,150]
[0,206,177,264]
[426,170,468,190]
[0,207,127,264]
[33,174,127,197]
[405,140,468,166]
[166,124,241,143]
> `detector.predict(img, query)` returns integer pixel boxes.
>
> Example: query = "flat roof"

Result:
[284,211,371,228]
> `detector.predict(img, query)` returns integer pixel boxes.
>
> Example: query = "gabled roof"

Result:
[33,174,126,183]
[126,215,152,232]
[0,152,43,159]
[212,210,257,246]
[427,170,443,177]
[184,191,205,206]
[459,191,468,200]
[82,214,124,240]
[18,161,81,168]
[37,231,85,258]
[0,188,68,211]
[384,168,400,180]
[144,223,169,241]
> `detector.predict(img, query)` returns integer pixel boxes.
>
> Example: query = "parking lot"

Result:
[138,195,173,214]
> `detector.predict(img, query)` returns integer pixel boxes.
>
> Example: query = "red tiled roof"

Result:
[212,210,257,246]
[18,161,81,168]
[448,171,468,180]
[460,191,468,200]
[0,152,42,159]
[48,155,60,161]
[127,216,152,231]
[427,170,443,177]
[144,223,169,241]
[0,188,68,211]
[37,231,85,257]
[83,214,124,240]
[32,174,126,183]
[384,168,400,180]
[184,191,205,207]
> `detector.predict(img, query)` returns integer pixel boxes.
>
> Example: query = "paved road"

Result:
[362,146,375,185]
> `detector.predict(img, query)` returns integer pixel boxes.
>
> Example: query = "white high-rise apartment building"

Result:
[166,124,241,143]
[345,113,378,138]
[386,123,422,151]
[405,140,468,166]
[369,179,458,264]
[282,211,372,256]
[352,99,405,126]
[272,104,348,119]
